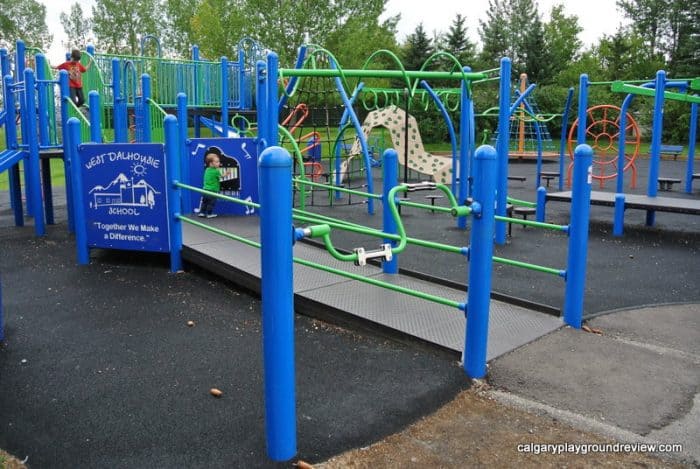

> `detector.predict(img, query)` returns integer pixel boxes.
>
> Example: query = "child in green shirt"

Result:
[198,151,221,218]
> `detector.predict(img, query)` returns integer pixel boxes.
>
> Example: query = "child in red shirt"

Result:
[55,49,90,107]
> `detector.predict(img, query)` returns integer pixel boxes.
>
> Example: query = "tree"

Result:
[325,14,400,70]
[523,14,552,83]
[443,14,476,68]
[60,3,93,50]
[190,0,247,60]
[402,23,433,71]
[616,0,666,58]
[163,0,201,57]
[479,0,510,68]
[91,0,163,55]
[0,0,52,50]
[544,5,583,80]
[479,0,541,72]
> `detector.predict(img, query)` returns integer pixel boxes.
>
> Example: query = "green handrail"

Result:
[178,215,463,310]
[611,81,700,104]
[147,98,168,143]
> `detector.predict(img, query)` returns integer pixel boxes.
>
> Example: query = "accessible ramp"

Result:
[181,216,562,361]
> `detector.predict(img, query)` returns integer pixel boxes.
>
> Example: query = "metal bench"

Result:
[540,171,559,187]
[659,144,683,160]
[658,177,681,191]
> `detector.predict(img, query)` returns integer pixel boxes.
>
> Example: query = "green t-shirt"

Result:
[203,167,220,192]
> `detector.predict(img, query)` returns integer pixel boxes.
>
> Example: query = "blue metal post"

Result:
[558,88,574,191]
[113,58,127,143]
[88,91,102,142]
[457,69,470,229]
[164,115,183,273]
[68,118,89,264]
[465,145,497,379]
[221,56,229,135]
[238,49,246,109]
[577,74,589,145]
[177,93,191,213]
[256,61,268,148]
[382,149,399,274]
[330,60,374,214]
[536,186,546,222]
[24,69,45,236]
[563,144,593,328]
[613,194,625,236]
[646,70,666,226]
[265,53,279,147]
[141,74,152,143]
[495,58,511,245]
[685,103,698,193]
[259,146,297,462]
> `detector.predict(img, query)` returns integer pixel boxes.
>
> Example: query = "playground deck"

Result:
[547,190,700,215]
[181,216,562,359]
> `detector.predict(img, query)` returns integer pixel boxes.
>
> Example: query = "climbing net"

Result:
[279,47,366,207]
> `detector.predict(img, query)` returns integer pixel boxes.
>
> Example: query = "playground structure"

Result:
[538,72,700,236]
[2,35,601,463]
[565,104,642,189]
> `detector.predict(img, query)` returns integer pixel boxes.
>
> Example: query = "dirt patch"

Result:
[0,450,27,469]
[314,385,688,468]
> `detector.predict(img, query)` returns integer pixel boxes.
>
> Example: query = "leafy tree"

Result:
[163,0,201,57]
[191,0,247,60]
[402,23,433,71]
[325,14,400,70]
[443,14,476,68]
[544,5,583,80]
[0,0,52,50]
[60,3,93,50]
[91,0,163,55]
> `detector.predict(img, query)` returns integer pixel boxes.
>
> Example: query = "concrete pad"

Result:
[489,326,700,435]
[590,304,700,356]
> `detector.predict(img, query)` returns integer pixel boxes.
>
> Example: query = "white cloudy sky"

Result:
[39,0,626,63]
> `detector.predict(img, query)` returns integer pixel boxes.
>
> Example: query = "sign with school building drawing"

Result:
[79,143,170,252]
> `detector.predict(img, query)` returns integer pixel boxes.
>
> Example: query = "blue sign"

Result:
[78,143,170,252]
[187,138,258,216]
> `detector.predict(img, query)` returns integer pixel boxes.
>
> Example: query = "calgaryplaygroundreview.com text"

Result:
[517,442,684,456]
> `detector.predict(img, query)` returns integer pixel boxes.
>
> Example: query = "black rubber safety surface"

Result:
[0,225,467,468]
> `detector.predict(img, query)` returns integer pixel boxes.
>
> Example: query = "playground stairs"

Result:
[0,150,24,174]
[181,216,563,360]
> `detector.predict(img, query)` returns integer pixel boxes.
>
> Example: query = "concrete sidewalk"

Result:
[489,303,700,466]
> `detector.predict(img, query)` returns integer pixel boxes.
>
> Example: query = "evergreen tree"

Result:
[444,14,476,68]
[402,23,434,71]
[479,0,510,68]
[523,14,552,83]
[60,3,93,50]
[616,0,666,57]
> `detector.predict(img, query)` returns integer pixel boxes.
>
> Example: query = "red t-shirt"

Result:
[56,61,87,88]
